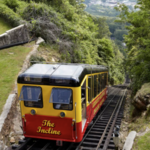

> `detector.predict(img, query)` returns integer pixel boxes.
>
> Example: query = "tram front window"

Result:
[19,86,43,108]
[50,88,73,110]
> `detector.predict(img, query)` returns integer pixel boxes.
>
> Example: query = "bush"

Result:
[3,0,19,12]
[30,55,45,65]
[0,4,22,26]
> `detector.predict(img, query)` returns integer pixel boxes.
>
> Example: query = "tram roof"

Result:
[17,63,108,87]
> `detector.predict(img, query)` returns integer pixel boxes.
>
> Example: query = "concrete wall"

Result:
[0,24,29,48]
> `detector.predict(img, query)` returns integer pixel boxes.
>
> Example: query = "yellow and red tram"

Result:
[17,64,108,143]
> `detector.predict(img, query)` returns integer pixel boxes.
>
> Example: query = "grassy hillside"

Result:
[0,42,34,113]
[0,16,35,113]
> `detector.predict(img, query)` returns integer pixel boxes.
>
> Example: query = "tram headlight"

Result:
[60,112,65,118]
[31,109,36,115]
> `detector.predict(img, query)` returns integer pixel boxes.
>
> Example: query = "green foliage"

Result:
[20,1,99,64]
[106,18,127,57]
[97,38,114,64]
[114,29,128,41]
[0,3,21,26]
[85,5,120,17]
[3,0,19,12]
[133,132,150,150]
[0,0,125,85]
[115,39,126,57]
[0,42,34,113]
[115,0,150,93]
[0,18,11,34]
[110,47,125,84]
[93,17,111,39]
[30,55,46,65]
[97,39,125,84]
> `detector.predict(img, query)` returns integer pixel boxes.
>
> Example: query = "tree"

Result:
[93,17,111,39]
[115,1,150,93]
[97,38,114,64]
[114,29,127,41]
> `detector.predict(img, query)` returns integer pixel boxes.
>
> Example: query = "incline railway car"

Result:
[17,64,108,143]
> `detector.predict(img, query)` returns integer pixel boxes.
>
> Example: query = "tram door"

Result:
[81,79,86,131]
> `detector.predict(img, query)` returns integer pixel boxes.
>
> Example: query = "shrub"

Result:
[30,55,45,65]
[0,4,22,26]
[3,0,19,12]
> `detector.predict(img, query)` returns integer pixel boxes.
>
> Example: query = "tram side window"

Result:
[104,73,107,88]
[88,76,92,102]
[50,88,73,110]
[81,80,86,99]
[92,76,94,99]
[19,86,43,108]
[102,73,107,90]
[94,75,97,97]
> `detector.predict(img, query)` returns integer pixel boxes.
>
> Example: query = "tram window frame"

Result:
[81,80,86,99]
[88,76,92,102]
[98,74,101,93]
[94,75,97,97]
[101,73,104,91]
[50,88,73,111]
[92,76,94,99]
[19,86,43,108]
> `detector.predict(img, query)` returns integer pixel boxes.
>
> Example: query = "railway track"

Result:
[11,85,127,150]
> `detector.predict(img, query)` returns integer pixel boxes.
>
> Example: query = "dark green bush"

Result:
[30,55,46,65]
[3,0,19,12]
[0,4,21,26]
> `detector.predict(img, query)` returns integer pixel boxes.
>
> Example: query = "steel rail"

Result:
[40,142,51,150]
[107,86,121,98]
[102,89,127,150]
[96,88,127,150]
[27,142,37,150]
[15,138,32,150]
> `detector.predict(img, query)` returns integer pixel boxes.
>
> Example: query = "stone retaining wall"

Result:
[0,24,29,48]
[0,94,17,149]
